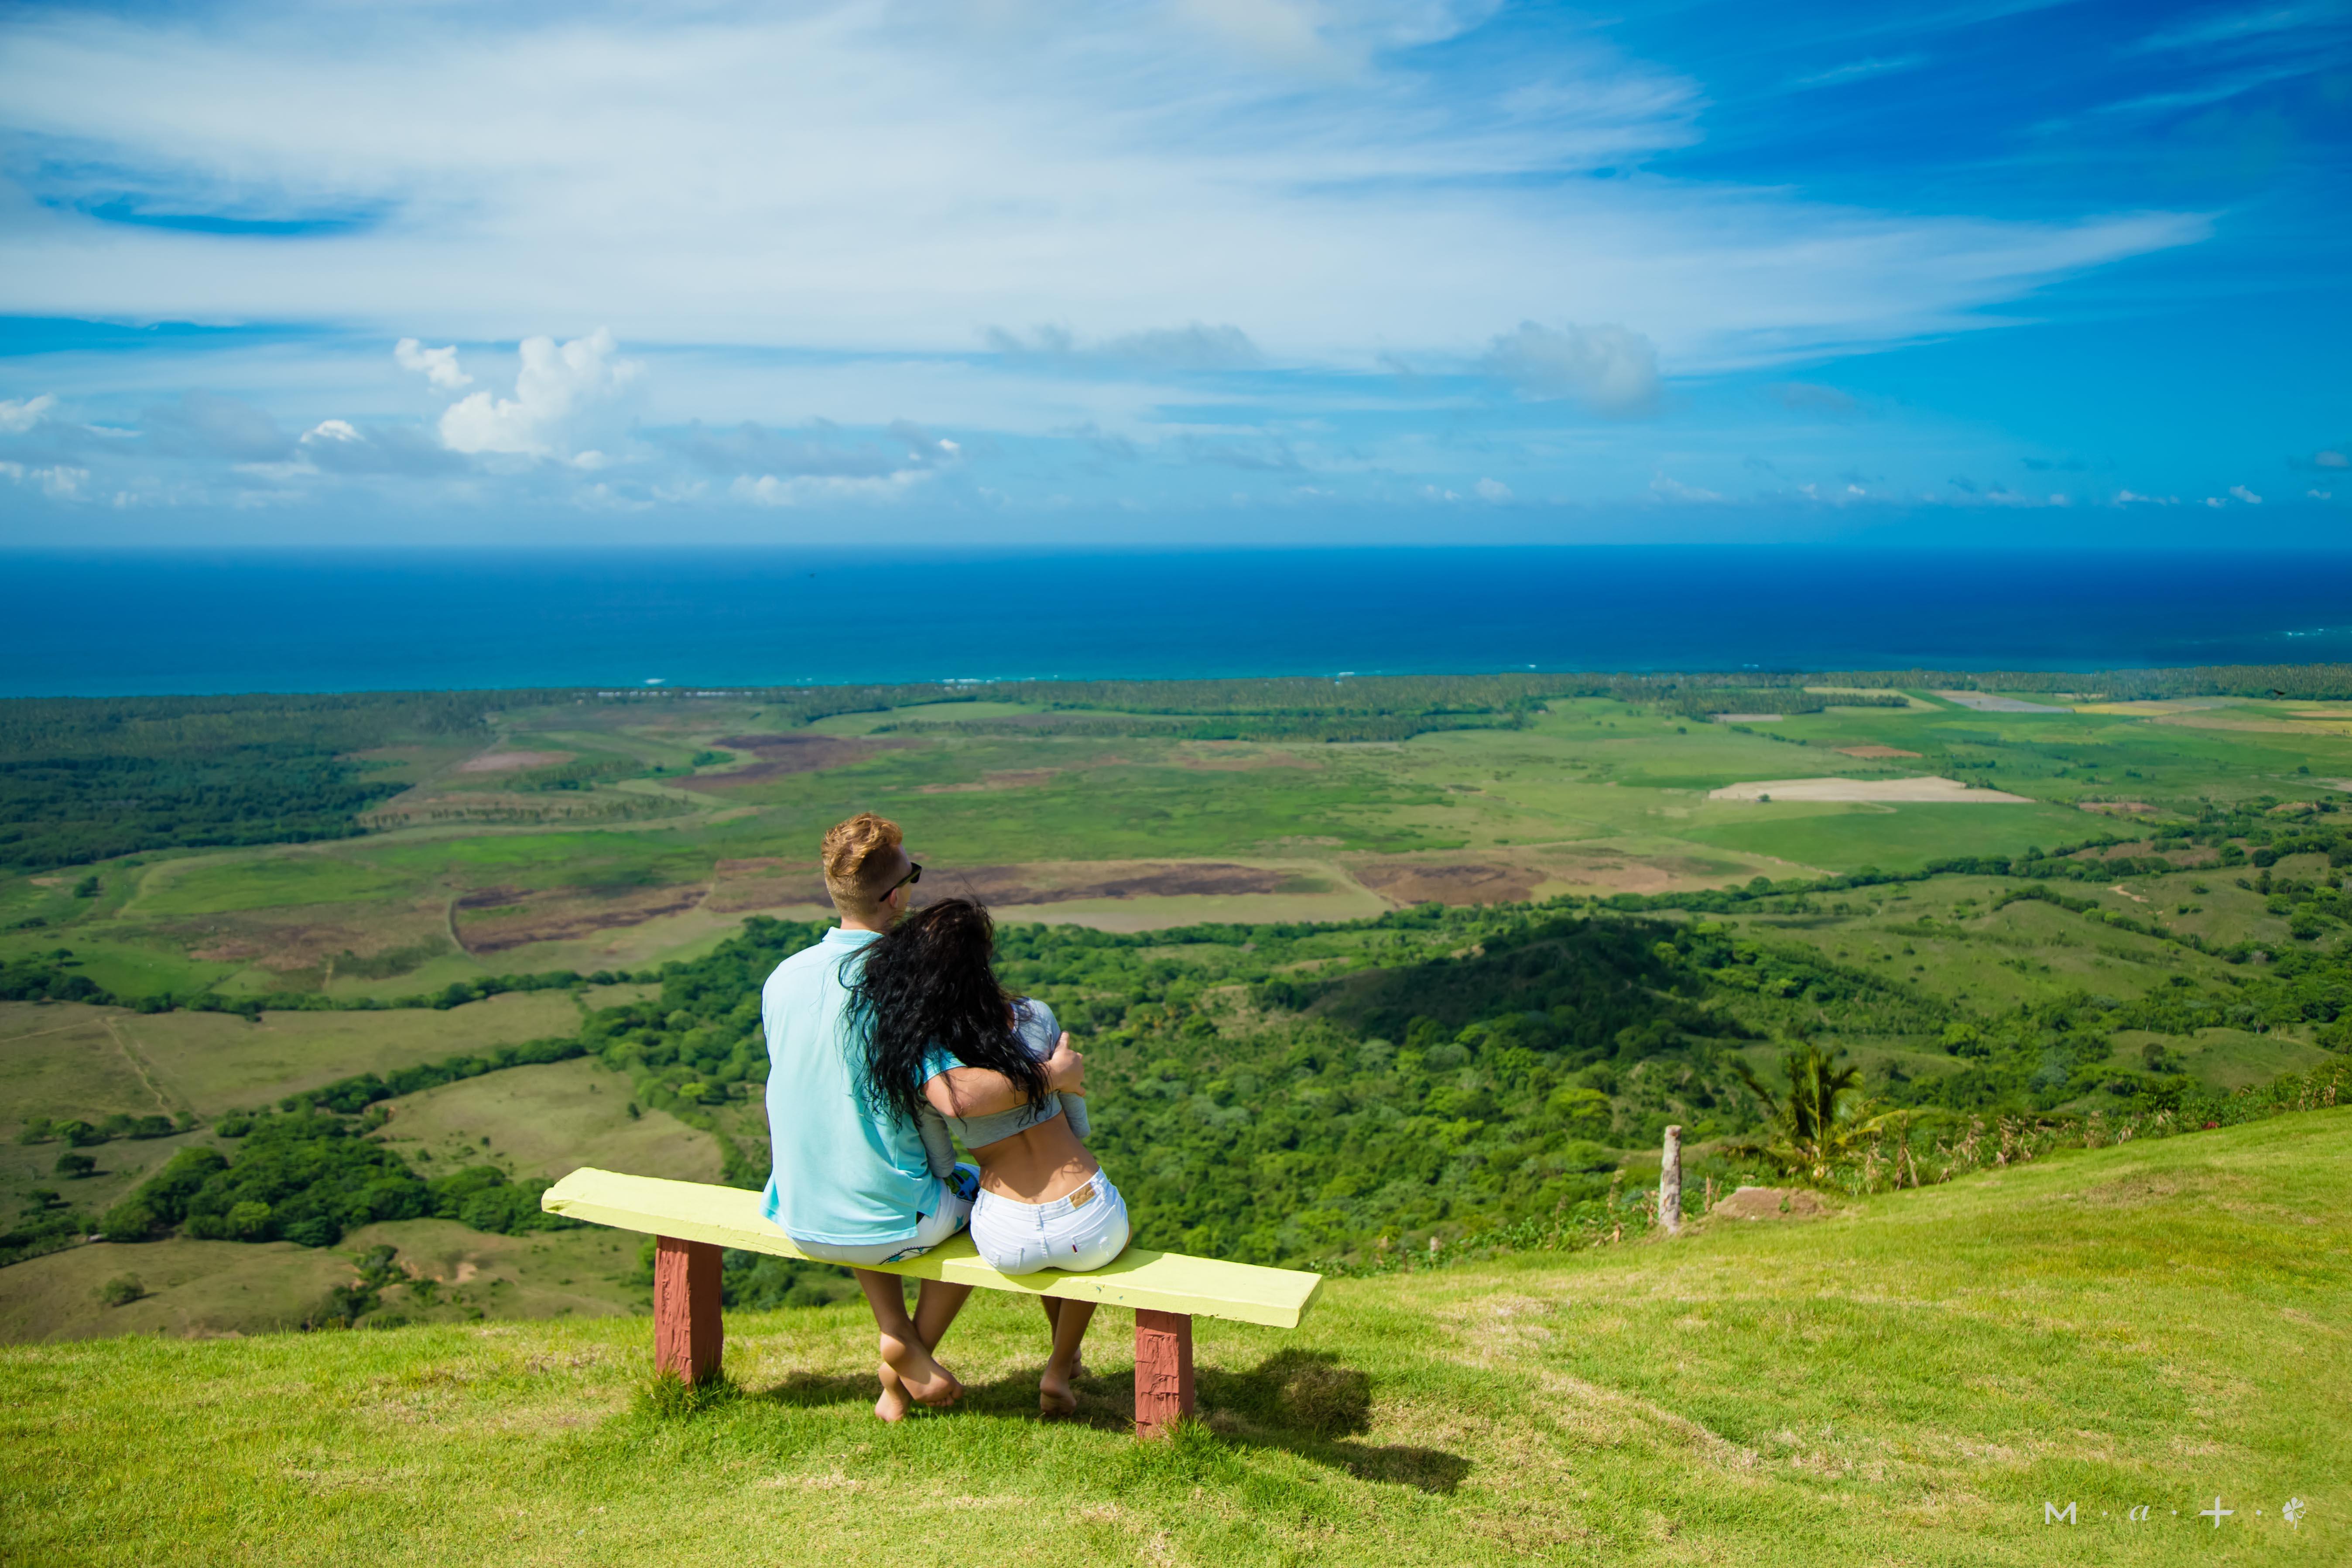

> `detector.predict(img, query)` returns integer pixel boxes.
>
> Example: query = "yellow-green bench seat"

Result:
[541,1167,1323,1434]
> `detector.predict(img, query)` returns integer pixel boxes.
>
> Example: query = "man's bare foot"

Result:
[1039,1363,1078,1417]
[877,1330,962,1415]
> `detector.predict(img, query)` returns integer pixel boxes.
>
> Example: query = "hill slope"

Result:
[3,1111,2343,1566]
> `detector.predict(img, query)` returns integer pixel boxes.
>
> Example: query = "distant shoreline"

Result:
[8,545,2352,697]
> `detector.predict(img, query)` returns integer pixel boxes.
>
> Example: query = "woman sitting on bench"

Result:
[852,897,1131,1414]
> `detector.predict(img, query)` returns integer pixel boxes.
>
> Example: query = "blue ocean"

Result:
[6,548,2352,697]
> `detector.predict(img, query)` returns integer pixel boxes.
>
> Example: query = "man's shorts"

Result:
[786,1164,979,1267]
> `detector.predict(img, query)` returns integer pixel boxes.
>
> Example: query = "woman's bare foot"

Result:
[875,1361,912,1423]
[875,1330,962,1421]
[1039,1361,1078,1417]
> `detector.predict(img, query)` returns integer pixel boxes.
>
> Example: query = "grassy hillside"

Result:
[2,1111,2341,1565]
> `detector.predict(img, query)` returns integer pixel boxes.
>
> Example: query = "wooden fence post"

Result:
[1660,1125,1683,1236]
[653,1235,724,1385]
[1134,1308,1195,1438]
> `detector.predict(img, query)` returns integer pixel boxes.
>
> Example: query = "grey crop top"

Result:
[918,998,1091,1178]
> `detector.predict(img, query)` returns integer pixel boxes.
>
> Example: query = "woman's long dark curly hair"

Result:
[849,897,1048,1128]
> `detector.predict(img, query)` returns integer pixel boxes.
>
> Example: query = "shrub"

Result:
[97,1200,163,1242]
[96,1274,144,1308]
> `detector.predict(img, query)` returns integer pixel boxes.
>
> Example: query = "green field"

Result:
[3,1112,2342,1565]
[12,678,2352,994]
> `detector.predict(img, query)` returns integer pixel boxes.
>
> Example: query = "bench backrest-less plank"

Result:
[541,1168,1323,1435]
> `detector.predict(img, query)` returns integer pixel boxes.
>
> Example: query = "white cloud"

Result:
[394,339,472,390]
[2316,450,2348,469]
[1474,476,1512,502]
[730,469,933,507]
[2204,496,2224,508]
[2229,484,2263,504]
[2115,489,2178,505]
[2312,489,2335,500]
[1651,473,1722,502]
[302,418,362,444]
[0,394,57,433]
[0,460,89,499]
[1481,322,1661,416]
[438,329,640,459]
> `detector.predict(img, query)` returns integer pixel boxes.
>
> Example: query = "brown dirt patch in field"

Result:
[167,900,452,973]
[690,733,910,788]
[360,791,655,829]
[1353,862,1539,905]
[454,884,708,954]
[458,750,574,774]
[1541,849,1749,894]
[918,769,1061,794]
[188,937,268,962]
[708,859,829,914]
[1833,745,1921,760]
[1706,1186,1835,1221]
[2079,801,2160,816]
[922,861,1287,906]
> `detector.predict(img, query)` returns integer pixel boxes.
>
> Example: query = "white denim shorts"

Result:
[969,1170,1131,1275]
[786,1164,978,1267]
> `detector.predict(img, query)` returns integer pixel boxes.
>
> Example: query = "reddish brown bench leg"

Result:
[653,1235,724,1385]
[1134,1308,1195,1438]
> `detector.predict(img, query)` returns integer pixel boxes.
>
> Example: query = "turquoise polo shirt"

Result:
[759,927,946,1246]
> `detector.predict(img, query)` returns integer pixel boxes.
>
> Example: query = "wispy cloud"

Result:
[0,0,2332,543]
[1789,53,1927,89]
[984,323,1265,372]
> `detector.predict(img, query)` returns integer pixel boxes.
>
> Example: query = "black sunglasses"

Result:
[886,862,922,895]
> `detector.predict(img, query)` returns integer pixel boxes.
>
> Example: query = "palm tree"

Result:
[1729,1037,1890,1181]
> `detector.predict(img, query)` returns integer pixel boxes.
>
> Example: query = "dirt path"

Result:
[100,1014,185,1118]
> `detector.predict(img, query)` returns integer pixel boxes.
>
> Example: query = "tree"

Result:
[97,1274,145,1308]
[55,1151,96,1179]
[1729,1037,1900,1181]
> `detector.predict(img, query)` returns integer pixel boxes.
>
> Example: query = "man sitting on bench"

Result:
[760,812,1086,1421]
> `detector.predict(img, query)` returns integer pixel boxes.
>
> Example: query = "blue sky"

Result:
[0,0,2345,545]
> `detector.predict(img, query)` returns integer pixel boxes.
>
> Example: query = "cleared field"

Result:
[116,990,584,1115]
[130,852,415,917]
[1680,801,2092,873]
[0,1220,646,1343]
[0,1004,172,1133]
[374,1058,722,1187]
[1706,775,2034,803]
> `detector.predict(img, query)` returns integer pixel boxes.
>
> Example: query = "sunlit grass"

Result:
[4,1110,2342,1565]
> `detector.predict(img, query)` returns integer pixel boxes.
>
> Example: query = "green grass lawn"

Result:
[4,1111,2341,1565]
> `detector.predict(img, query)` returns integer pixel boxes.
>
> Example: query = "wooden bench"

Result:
[541,1168,1323,1436]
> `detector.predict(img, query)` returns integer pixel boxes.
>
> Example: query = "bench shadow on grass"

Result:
[753,1347,1470,1496]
